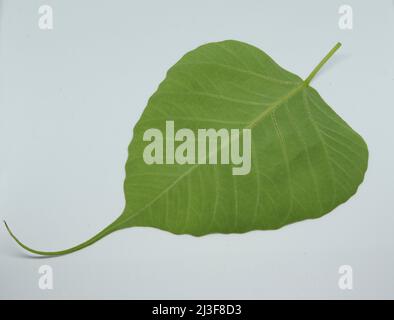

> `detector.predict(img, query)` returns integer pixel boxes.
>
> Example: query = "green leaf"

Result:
[5,41,368,256]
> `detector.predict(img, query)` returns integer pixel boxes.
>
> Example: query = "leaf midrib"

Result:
[115,81,307,229]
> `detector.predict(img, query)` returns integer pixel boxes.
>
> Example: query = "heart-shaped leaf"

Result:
[5,41,368,256]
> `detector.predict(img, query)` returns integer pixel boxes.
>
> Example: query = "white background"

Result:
[0,0,393,299]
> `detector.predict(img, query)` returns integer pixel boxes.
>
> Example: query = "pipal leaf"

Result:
[5,41,368,256]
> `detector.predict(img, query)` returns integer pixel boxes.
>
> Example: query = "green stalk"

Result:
[304,42,342,85]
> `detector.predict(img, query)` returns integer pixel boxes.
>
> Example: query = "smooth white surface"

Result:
[0,0,393,299]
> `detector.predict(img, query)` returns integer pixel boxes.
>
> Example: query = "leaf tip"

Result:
[3,220,14,238]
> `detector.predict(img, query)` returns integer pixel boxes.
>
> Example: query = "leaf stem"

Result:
[3,220,117,256]
[304,42,342,85]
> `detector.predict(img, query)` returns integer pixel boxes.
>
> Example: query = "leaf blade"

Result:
[120,40,368,235]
